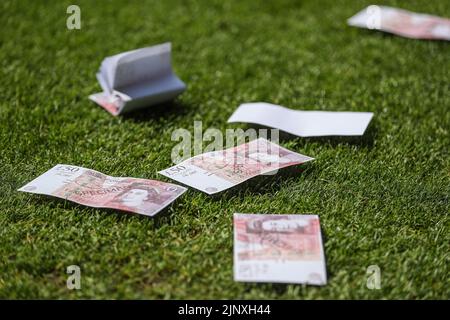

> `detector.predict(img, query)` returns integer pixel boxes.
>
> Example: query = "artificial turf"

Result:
[0,0,449,299]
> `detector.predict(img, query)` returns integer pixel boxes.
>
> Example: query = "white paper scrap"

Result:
[228,102,373,137]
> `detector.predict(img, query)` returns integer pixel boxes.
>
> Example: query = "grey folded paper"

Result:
[89,43,186,115]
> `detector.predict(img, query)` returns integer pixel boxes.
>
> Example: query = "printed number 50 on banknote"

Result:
[18,165,187,217]
[159,138,314,194]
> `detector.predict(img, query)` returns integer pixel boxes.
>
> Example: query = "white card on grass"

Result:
[228,102,373,137]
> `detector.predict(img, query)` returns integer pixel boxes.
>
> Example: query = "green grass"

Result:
[0,0,449,299]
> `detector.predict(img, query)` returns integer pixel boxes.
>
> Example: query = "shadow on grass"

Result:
[210,162,316,200]
[120,99,194,123]
[233,118,378,148]
[295,118,378,148]
[21,194,179,228]
[354,27,450,46]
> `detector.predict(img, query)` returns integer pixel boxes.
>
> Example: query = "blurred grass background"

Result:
[0,0,448,299]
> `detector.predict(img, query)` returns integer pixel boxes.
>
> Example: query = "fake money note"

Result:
[18,164,187,217]
[348,5,450,40]
[234,213,327,285]
[159,138,314,194]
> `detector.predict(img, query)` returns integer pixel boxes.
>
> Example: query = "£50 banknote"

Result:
[159,138,314,194]
[348,5,450,40]
[234,213,327,285]
[18,165,187,217]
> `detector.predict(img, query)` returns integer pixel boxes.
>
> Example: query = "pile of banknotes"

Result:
[18,5,449,285]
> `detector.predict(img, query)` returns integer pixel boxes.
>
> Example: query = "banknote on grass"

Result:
[234,213,327,285]
[159,138,314,194]
[18,165,187,217]
[348,5,450,40]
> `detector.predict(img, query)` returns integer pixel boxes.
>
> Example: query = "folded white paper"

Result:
[89,43,186,115]
[228,102,374,137]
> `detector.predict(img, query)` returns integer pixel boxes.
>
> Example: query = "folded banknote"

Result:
[348,5,450,40]
[18,165,187,217]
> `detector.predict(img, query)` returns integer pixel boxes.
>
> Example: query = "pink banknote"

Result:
[89,92,123,116]
[348,5,450,40]
[18,165,187,217]
[234,213,327,285]
[159,138,314,194]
